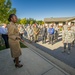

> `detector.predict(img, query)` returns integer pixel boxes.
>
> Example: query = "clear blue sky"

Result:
[11,0,75,20]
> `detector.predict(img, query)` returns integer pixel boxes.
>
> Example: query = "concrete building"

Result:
[44,17,75,26]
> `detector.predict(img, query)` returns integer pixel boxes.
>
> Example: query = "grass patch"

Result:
[0,42,27,51]
[0,45,6,51]
[20,42,27,48]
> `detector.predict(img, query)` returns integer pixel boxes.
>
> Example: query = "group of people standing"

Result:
[0,23,9,48]
[0,14,75,69]
[23,22,75,55]
[24,23,59,45]
[26,24,40,43]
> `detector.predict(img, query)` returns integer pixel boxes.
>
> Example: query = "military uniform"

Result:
[62,29,74,52]
[54,26,59,42]
[63,25,69,31]
[7,22,21,58]
[33,26,39,42]
[71,25,75,45]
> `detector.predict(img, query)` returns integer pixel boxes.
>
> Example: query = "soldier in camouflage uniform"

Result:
[62,26,74,54]
[28,25,33,41]
[63,22,69,31]
[54,24,59,42]
[71,22,75,46]
[33,24,39,43]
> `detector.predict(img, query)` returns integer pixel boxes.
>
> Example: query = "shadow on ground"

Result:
[24,38,75,69]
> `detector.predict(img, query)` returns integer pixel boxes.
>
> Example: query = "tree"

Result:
[30,20,33,25]
[37,20,44,25]
[20,18,27,25]
[0,0,16,23]
[17,18,21,24]
[27,18,36,24]
[41,21,44,25]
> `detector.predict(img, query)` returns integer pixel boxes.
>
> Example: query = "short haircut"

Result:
[8,14,16,22]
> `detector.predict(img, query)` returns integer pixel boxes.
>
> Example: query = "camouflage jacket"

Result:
[62,30,74,43]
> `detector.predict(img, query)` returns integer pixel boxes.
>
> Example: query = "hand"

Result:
[16,36,21,40]
[21,39,24,42]
[35,33,37,35]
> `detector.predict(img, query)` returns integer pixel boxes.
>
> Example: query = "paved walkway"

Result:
[0,47,71,75]
[37,40,75,68]
[24,34,75,69]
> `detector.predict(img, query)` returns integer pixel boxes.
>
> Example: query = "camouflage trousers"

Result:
[33,34,38,42]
